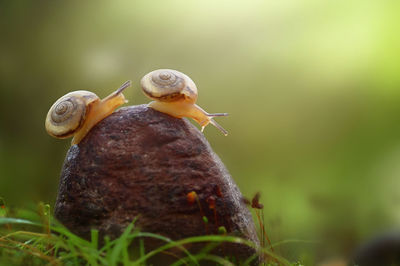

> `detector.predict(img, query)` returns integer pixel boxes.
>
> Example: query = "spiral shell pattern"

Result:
[45,91,98,138]
[141,69,198,103]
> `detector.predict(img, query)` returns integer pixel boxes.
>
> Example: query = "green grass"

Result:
[0,201,306,266]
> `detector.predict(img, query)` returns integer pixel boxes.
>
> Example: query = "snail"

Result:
[140,69,228,135]
[45,80,131,145]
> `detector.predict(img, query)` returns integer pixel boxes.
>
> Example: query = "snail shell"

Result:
[45,91,98,138]
[140,69,198,104]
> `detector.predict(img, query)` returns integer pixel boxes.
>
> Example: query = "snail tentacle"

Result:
[104,80,132,101]
[206,112,229,117]
[208,119,228,136]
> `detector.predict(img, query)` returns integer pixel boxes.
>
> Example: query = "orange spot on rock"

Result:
[187,191,197,205]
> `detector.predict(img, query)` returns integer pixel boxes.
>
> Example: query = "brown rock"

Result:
[54,104,259,262]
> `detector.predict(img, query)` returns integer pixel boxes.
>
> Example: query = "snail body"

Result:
[140,69,228,135]
[45,81,131,145]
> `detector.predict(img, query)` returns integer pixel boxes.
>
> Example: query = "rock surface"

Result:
[54,104,259,262]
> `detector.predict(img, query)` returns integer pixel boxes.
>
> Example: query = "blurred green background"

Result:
[1,0,400,263]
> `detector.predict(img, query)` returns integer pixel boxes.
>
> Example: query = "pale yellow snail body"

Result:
[45,81,131,145]
[140,69,228,135]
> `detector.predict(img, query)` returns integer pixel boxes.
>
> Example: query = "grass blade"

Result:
[109,223,135,266]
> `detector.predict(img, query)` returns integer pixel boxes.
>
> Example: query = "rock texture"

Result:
[54,104,259,262]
